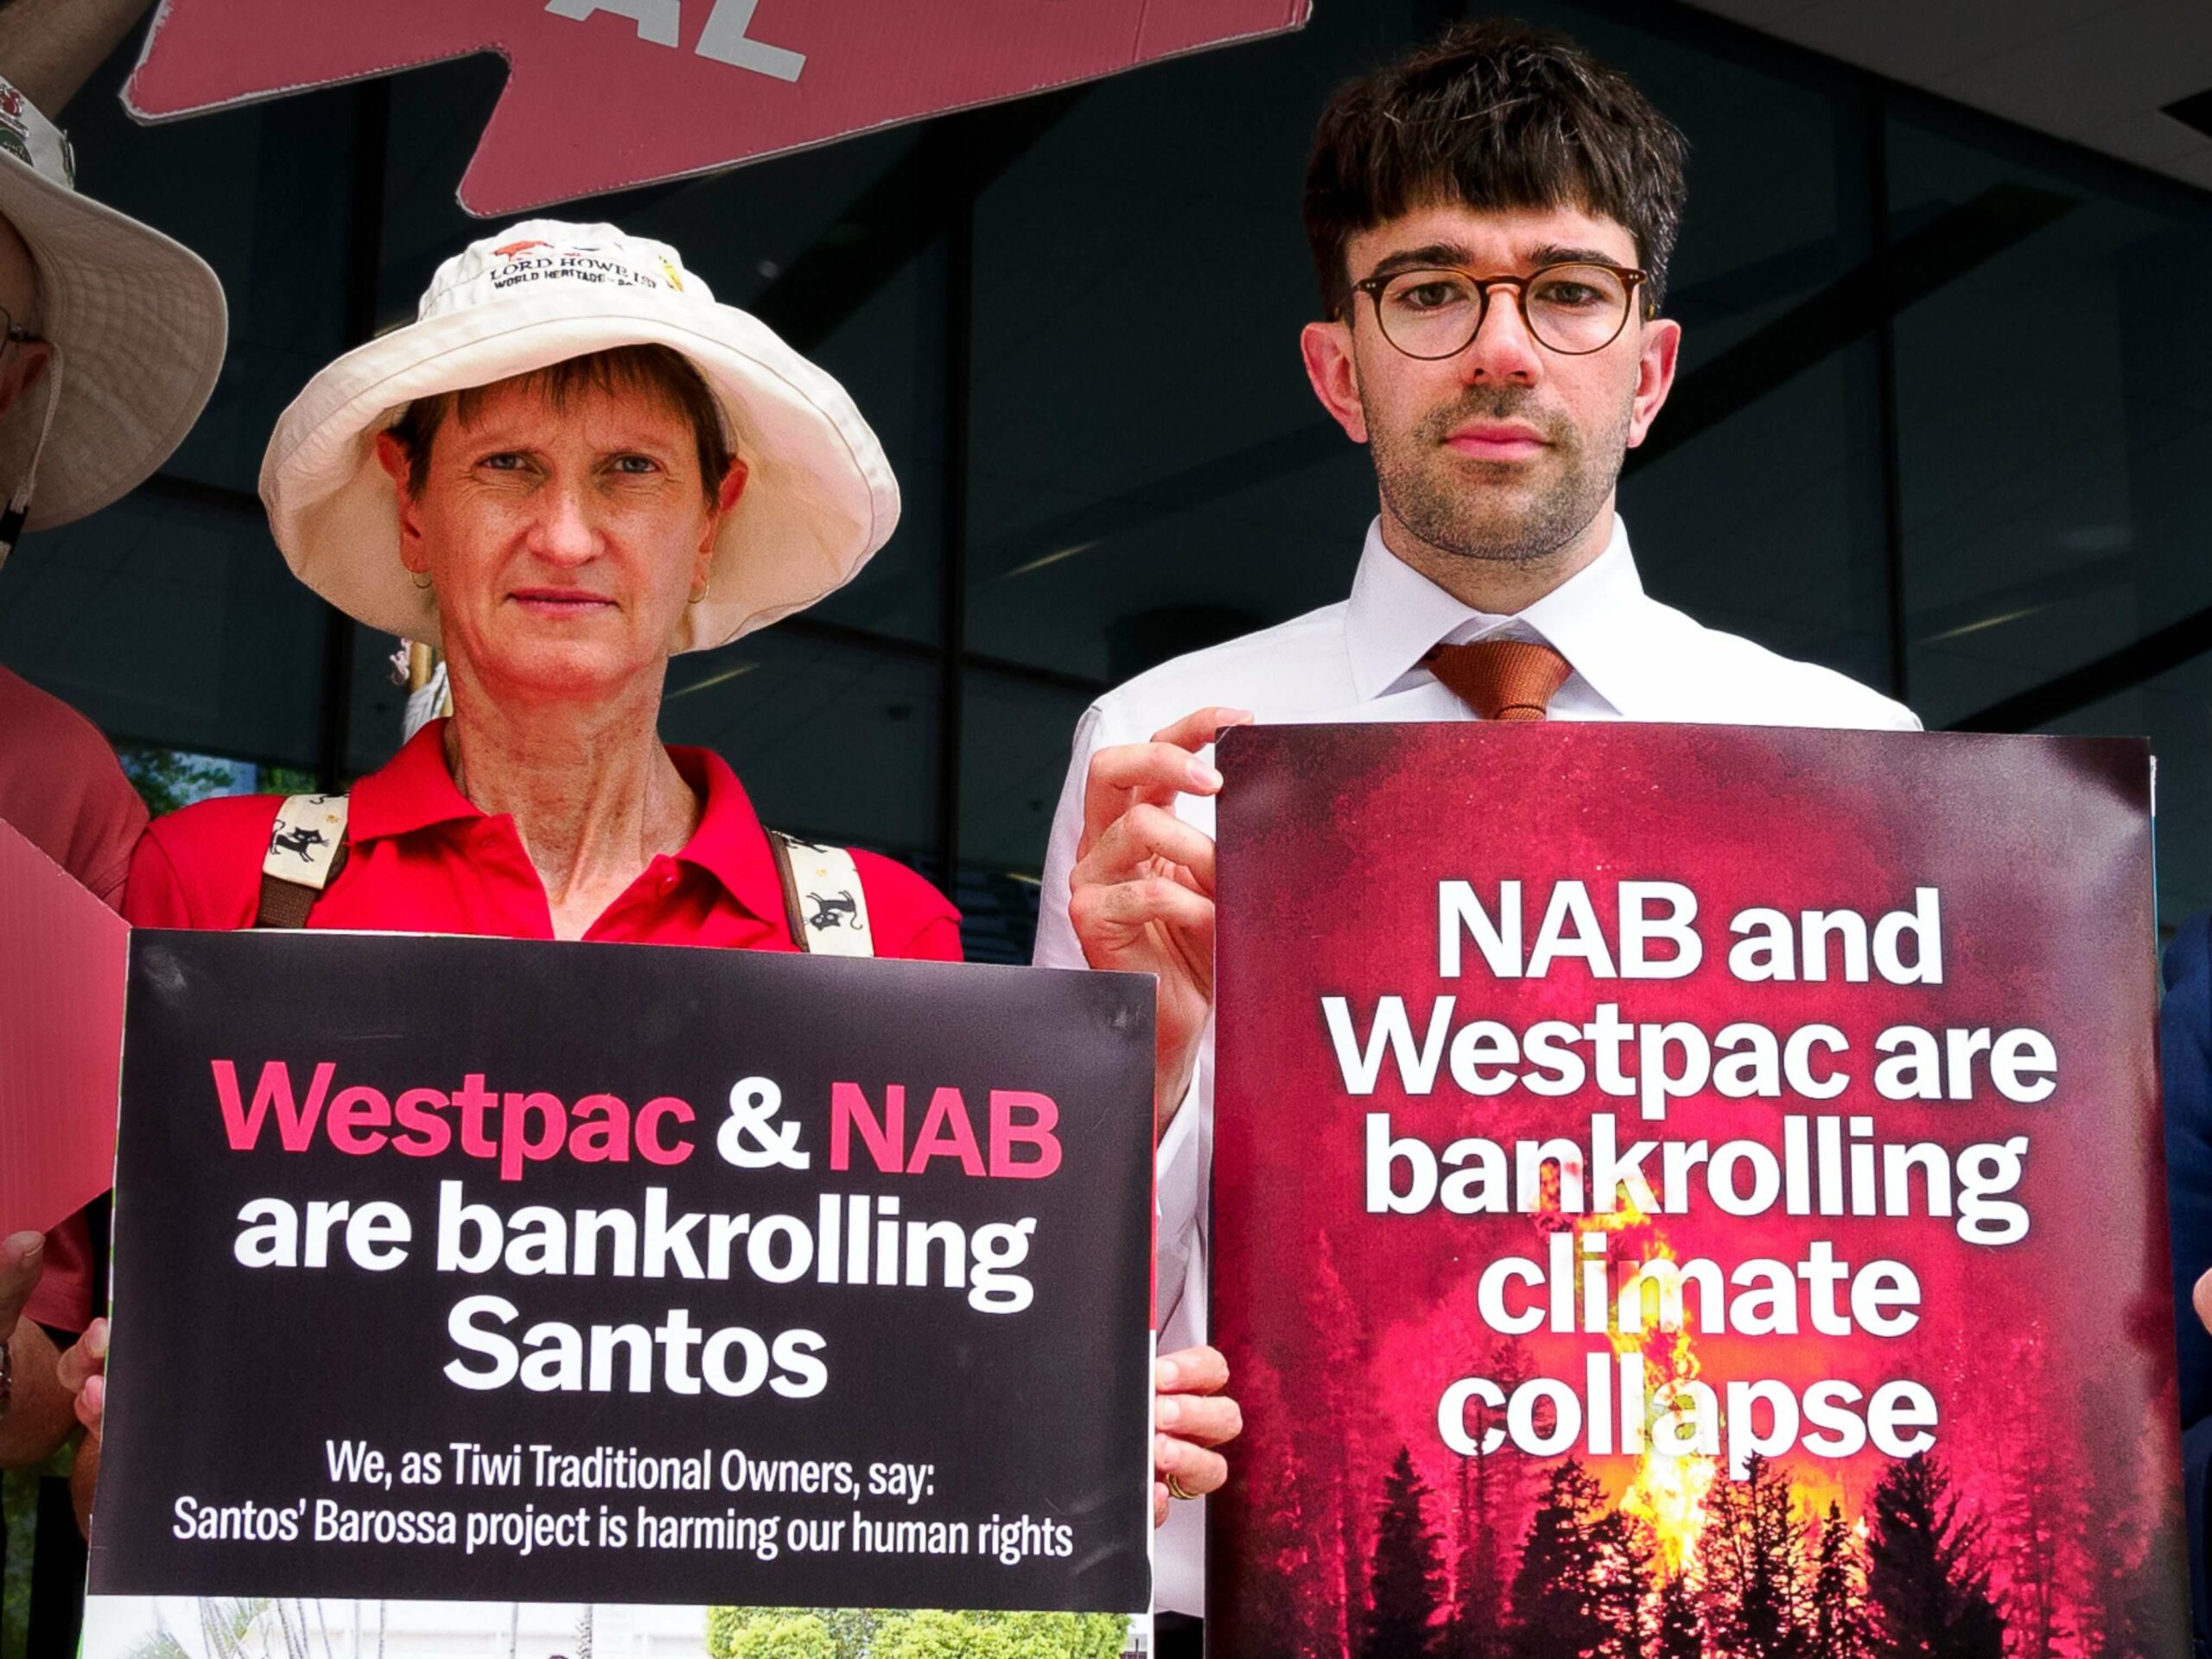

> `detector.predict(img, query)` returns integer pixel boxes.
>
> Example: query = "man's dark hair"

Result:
[1303,19,1689,320]
[386,343,733,506]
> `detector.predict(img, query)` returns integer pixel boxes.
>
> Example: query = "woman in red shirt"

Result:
[67,219,1237,1532]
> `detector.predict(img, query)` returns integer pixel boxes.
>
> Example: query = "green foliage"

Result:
[116,744,242,818]
[715,1611,836,1659]
[873,1610,1017,1659]
[264,766,321,796]
[118,1630,195,1659]
[704,1607,1127,1659]
[1,1471,33,1659]
[982,1612,1128,1658]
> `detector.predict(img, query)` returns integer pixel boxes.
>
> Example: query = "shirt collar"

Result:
[667,743,788,926]
[347,720,484,842]
[349,720,786,925]
[1343,514,1654,714]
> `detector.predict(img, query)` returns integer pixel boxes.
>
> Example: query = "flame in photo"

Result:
[1537,1162,1717,1577]
[1589,1200,1718,1575]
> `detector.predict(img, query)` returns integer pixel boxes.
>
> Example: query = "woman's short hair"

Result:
[386,343,734,505]
[1302,20,1690,319]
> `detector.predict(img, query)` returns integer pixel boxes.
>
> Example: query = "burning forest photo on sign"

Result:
[1211,724,2180,1659]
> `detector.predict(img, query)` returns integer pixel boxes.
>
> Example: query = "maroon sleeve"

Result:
[0,669,147,912]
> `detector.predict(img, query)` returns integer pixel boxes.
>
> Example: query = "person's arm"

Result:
[1040,707,1214,1362]
[0,1232,78,1467]
[0,0,155,113]
[1057,703,1254,1520]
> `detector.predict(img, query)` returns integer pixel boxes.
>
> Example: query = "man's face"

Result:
[1302,200,1679,570]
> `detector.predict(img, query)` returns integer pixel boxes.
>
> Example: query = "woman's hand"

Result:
[1153,1345,1242,1526]
[1069,708,1251,1139]
[56,1315,106,1536]
[56,1315,106,1441]
[1,1231,38,1436]
[0,1231,36,1361]
[1,1232,76,1470]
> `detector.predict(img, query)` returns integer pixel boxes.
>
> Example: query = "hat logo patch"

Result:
[486,245,674,295]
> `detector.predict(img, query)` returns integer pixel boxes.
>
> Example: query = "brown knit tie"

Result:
[1427,639,1573,721]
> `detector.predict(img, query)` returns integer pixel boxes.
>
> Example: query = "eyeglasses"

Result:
[1348,262,1650,359]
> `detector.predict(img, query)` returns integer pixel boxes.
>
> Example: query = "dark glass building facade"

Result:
[5,2,2212,1652]
[7,3,2210,958]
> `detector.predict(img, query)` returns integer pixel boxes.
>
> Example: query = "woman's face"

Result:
[378,372,743,702]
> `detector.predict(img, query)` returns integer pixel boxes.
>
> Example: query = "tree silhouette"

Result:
[1451,1341,1535,1659]
[1591,1508,1659,1659]
[1808,1502,1871,1659]
[1281,1228,1374,1656]
[1235,1353,1328,1657]
[1360,1446,1448,1659]
[1968,1326,2092,1659]
[1507,1460,1610,1659]
[1653,1574,1701,1659]
[1864,1452,2005,1659]
[1696,1453,1806,1659]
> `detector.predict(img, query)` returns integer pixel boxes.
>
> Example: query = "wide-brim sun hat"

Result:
[0,75,226,531]
[261,219,899,654]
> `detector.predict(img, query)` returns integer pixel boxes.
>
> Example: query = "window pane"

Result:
[67,46,358,495]
[1891,117,2212,728]
[1533,2,1893,690]
[658,628,938,860]
[957,668,1094,962]
[2045,659,2212,931]
[963,5,1425,683]
[961,669,1091,872]
[1,490,327,766]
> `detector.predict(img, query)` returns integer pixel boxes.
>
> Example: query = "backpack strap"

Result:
[767,832,875,957]
[257,793,351,929]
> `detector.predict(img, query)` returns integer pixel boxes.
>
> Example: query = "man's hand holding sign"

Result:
[1069,704,1255,1523]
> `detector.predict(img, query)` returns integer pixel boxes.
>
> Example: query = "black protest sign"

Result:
[89,931,1154,1614]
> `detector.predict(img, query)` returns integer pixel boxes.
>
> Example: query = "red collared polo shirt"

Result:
[124,721,961,959]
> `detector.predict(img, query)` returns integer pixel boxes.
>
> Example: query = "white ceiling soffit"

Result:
[1677,0,2212,195]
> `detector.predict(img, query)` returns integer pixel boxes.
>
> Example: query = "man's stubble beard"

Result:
[1369,383,1633,567]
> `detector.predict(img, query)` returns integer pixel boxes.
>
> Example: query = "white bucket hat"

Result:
[261,219,900,653]
[0,74,226,543]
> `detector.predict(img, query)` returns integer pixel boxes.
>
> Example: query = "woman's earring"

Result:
[410,571,434,592]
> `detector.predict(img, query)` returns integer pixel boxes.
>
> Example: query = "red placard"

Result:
[0,813,127,1236]
[1211,724,2183,1656]
[124,0,1310,216]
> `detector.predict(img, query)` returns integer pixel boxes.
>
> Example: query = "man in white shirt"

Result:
[1043,18,1917,1643]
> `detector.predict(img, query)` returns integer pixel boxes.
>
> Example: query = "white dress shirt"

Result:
[1032,516,1919,1616]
